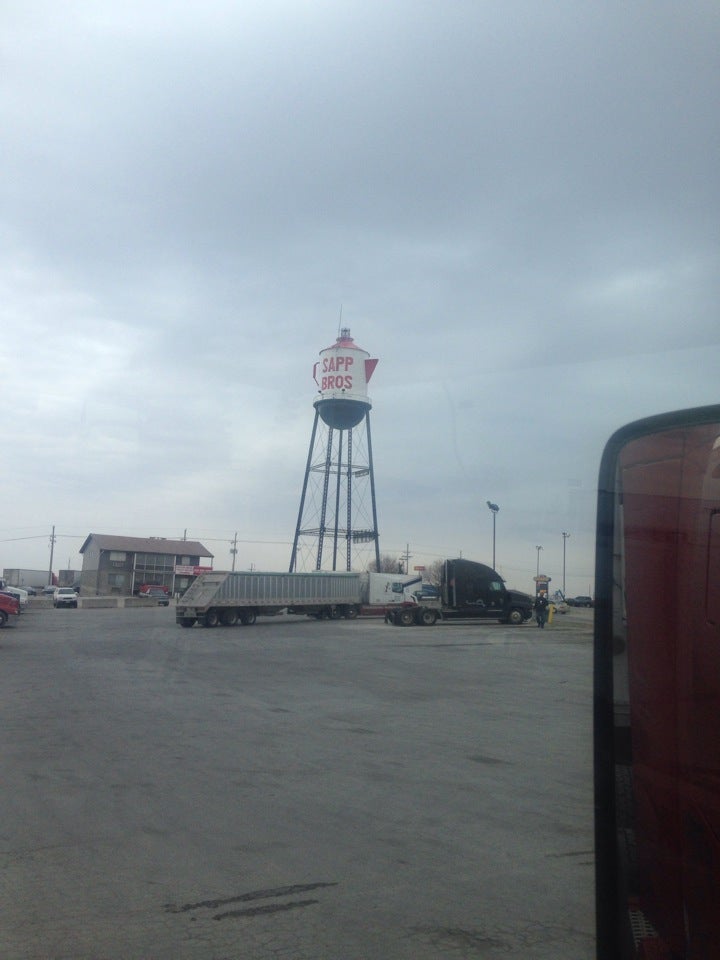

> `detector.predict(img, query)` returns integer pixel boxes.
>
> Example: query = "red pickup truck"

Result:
[0,591,21,626]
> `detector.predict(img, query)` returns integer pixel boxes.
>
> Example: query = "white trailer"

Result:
[176,570,422,628]
[3,568,52,590]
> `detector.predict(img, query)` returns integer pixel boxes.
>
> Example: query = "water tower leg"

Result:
[315,425,335,570]
[366,410,381,572]
[346,429,353,571]
[332,430,344,571]
[290,409,320,572]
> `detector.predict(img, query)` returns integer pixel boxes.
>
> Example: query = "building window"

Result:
[134,552,174,588]
[109,552,127,561]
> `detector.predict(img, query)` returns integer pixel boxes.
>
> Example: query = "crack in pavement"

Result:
[165,881,338,916]
[213,898,320,920]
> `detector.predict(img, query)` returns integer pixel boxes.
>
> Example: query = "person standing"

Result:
[534,591,549,629]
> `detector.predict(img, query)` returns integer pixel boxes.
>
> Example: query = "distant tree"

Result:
[425,559,444,587]
[368,554,404,574]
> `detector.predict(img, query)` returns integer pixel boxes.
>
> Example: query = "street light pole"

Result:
[536,544,543,577]
[486,501,499,569]
[562,531,570,595]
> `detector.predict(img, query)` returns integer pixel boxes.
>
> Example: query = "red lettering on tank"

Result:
[320,373,354,392]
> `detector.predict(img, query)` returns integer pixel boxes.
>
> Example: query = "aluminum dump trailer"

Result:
[176,570,363,628]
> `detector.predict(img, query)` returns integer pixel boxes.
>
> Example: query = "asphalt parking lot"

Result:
[0,605,595,960]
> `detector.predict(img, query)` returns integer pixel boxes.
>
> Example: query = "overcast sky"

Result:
[2,0,718,595]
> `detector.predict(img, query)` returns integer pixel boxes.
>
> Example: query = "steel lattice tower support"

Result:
[289,406,380,573]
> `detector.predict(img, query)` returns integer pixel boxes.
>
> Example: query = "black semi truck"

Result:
[386,557,534,626]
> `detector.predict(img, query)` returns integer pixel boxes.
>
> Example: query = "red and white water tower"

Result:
[290,328,381,572]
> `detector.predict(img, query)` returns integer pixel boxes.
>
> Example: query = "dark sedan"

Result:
[568,595,593,607]
[140,587,170,606]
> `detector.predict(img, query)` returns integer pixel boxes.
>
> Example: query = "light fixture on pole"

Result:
[536,544,543,577]
[562,531,570,595]
[486,501,499,569]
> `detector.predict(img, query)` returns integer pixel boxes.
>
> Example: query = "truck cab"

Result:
[387,558,533,626]
[443,558,533,623]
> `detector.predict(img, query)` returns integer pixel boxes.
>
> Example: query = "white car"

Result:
[2,585,28,607]
[53,587,78,609]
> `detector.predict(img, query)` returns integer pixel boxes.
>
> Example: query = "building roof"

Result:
[79,534,214,558]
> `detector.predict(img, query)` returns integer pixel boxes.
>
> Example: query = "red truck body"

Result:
[610,420,720,956]
[0,591,21,624]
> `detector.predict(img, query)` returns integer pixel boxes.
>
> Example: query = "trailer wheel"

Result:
[220,609,238,626]
[204,609,220,627]
[507,607,524,625]
[398,608,415,626]
[179,617,196,628]
[329,606,342,620]
[240,611,256,625]
[345,605,359,619]
[416,608,438,626]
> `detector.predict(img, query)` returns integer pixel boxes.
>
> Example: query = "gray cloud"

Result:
[1,0,718,594]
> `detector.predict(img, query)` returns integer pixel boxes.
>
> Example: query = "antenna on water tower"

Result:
[290,328,381,573]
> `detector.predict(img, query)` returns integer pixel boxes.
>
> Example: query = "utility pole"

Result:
[562,531,570,595]
[536,545,543,577]
[486,501,499,569]
[230,532,238,572]
[48,525,56,586]
[401,543,412,574]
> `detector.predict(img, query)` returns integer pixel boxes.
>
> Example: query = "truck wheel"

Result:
[416,608,438,626]
[0,610,7,627]
[240,611,256,625]
[398,608,415,626]
[179,617,196,628]
[204,609,219,627]
[344,605,359,619]
[220,609,238,626]
[507,608,524,625]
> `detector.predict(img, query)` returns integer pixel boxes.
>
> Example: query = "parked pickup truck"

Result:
[53,587,79,609]
[0,591,21,626]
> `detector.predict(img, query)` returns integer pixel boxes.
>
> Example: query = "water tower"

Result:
[290,328,381,572]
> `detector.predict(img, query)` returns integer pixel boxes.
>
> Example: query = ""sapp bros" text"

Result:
[317,354,355,391]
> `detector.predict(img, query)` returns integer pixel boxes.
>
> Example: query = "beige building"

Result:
[79,534,214,596]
